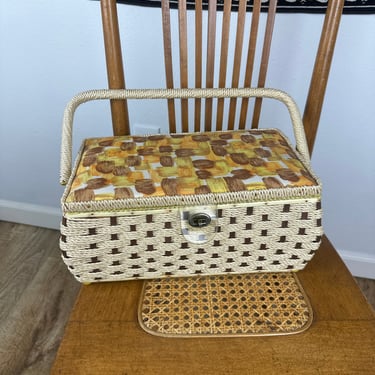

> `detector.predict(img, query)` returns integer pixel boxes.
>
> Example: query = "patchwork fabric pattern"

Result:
[66,129,317,203]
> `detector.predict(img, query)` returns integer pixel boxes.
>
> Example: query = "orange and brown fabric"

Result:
[66,129,318,203]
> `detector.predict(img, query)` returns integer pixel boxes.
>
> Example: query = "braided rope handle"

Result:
[60,87,310,185]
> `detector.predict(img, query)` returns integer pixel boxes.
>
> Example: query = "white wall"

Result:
[0,0,374,278]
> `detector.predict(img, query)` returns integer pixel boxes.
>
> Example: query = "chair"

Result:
[100,0,344,155]
[52,1,375,372]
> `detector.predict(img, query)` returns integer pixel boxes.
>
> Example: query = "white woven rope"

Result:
[60,87,310,185]
[60,198,322,283]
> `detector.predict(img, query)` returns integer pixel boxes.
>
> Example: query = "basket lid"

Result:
[63,129,319,212]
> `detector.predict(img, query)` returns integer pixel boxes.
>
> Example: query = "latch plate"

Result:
[188,213,212,228]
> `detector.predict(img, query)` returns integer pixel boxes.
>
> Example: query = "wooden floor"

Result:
[0,221,374,374]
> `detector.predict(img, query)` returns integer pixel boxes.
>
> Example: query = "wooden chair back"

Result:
[100,0,344,154]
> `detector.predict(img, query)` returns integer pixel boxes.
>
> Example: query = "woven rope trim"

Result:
[60,88,311,185]
[138,272,313,337]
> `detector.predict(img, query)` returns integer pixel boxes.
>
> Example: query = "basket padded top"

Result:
[65,129,318,203]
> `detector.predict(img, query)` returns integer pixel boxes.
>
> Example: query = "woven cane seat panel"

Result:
[66,129,318,203]
[138,273,313,337]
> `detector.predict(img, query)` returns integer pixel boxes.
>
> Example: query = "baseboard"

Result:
[1,199,374,279]
[0,199,61,230]
[339,250,375,280]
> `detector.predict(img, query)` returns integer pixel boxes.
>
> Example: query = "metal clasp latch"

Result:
[188,213,212,228]
[179,206,218,244]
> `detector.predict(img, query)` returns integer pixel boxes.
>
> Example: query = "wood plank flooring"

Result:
[0,221,80,375]
[0,221,374,374]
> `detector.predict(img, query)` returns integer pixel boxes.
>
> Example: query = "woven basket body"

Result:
[59,89,322,284]
[61,198,322,283]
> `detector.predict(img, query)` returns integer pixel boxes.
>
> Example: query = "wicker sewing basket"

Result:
[59,88,322,284]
